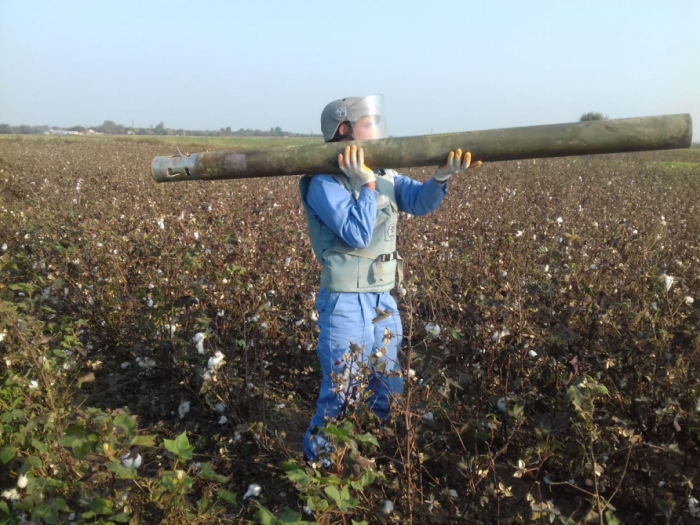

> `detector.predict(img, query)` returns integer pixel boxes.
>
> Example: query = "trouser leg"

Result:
[367,291,404,419]
[303,290,373,461]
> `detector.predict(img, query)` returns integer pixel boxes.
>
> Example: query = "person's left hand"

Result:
[433,149,482,183]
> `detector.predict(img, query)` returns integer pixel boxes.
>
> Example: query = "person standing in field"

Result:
[298,95,482,463]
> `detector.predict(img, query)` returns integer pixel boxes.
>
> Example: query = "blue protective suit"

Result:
[302,172,447,461]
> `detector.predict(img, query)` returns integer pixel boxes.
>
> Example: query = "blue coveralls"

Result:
[302,172,447,461]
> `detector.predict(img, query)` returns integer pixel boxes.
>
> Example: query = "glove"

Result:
[338,145,376,187]
[433,149,482,183]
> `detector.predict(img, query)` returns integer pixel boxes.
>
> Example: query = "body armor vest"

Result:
[299,171,403,292]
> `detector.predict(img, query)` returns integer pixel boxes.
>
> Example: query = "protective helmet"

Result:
[320,94,387,142]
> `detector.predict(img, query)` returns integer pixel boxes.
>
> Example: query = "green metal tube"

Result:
[151,114,692,183]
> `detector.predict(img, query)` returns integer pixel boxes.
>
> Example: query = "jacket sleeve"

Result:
[394,174,448,216]
[305,175,377,249]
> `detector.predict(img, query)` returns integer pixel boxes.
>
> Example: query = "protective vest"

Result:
[299,170,404,292]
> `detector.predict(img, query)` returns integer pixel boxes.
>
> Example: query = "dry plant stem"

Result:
[404,292,416,524]
[606,442,635,508]
[590,434,604,525]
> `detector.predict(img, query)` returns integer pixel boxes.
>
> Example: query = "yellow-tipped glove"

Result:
[433,149,482,183]
[338,145,376,187]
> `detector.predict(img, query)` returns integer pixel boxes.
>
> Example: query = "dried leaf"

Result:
[372,307,391,324]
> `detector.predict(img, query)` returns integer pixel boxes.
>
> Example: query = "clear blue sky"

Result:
[1,0,698,138]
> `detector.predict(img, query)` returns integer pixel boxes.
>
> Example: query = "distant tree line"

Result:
[0,120,320,138]
[579,112,608,122]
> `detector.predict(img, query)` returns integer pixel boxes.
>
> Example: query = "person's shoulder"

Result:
[308,174,342,189]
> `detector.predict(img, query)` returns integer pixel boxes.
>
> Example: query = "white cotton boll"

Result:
[496,398,507,413]
[16,474,28,489]
[121,453,134,468]
[589,264,597,271]
[243,483,262,500]
[515,230,523,237]
[147,298,154,308]
[148,282,154,290]
[0,330,6,342]
[408,368,416,378]
[662,274,675,292]
[382,500,394,515]
[122,452,143,469]
[684,296,694,306]
[425,322,441,336]
[157,218,165,230]
[1,243,7,251]
[218,416,228,425]
[689,497,700,518]
[543,265,549,273]
[423,412,434,421]
[201,371,212,382]
[398,286,407,298]
[178,401,190,419]
[215,403,226,413]
[309,311,319,322]
[194,231,199,240]
[556,217,563,224]
[217,310,225,317]
[121,362,130,370]
[28,380,39,389]
[163,324,177,337]
[208,351,225,370]
[2,488,21,501]
[492,328,509,343]
[448,489,458,499]
[137,357,156,368]
[192,332,206,344]
[528,349,538,358]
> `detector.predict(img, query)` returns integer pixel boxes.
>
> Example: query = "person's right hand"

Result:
[338,145,376,187]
